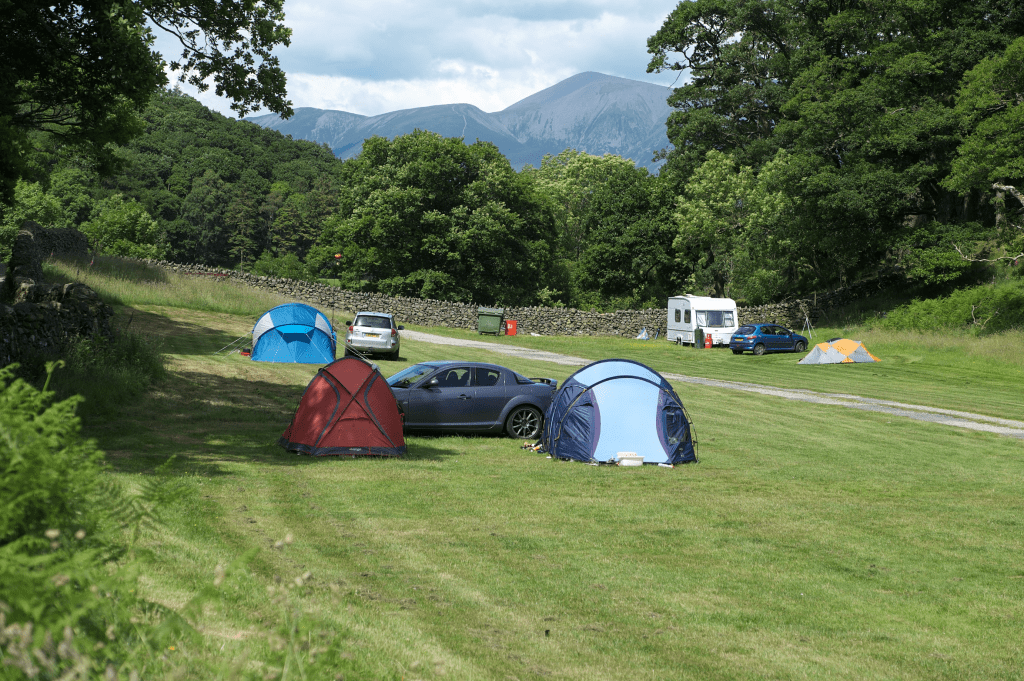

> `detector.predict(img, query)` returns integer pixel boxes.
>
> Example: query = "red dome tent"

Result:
[280,357,406,457]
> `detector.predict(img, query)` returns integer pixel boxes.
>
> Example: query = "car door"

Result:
[764,326,785,351]
[406,366,475,428]
[776,326,796,350]
[471,366,508,426]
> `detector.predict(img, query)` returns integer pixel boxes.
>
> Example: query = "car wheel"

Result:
[505,406,542,439]
[732,349,743,355]
[794,341,806,352]
[753,343,766,356]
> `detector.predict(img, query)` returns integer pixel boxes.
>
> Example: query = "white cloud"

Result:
[152,1,683,118]
[286,64,577,115]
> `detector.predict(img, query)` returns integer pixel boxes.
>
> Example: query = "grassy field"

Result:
[42,259,1024,679]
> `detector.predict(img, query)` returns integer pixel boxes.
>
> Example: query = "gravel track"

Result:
[402,330,1024,439]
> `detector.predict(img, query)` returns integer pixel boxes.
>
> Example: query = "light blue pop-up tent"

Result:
[541,359,697,465]
[251,303,336,363]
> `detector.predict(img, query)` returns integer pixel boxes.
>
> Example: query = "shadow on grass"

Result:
[120,307,250,356]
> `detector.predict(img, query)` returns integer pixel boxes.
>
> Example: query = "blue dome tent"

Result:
[251,303,336,363]
[541,359,697,465]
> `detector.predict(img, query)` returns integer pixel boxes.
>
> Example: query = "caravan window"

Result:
[699,310,735,328]
[684,310,690,324]
[675,309,681,323]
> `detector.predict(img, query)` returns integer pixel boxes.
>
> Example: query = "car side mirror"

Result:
[344,320,351,326]
[398,325,404,330]
[425,378,439,388]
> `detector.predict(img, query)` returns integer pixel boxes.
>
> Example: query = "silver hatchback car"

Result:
[344,311,404,359]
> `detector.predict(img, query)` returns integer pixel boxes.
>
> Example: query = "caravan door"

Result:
[666,298,694,343]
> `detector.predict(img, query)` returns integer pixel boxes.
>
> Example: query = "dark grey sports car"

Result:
[386,361,557,439]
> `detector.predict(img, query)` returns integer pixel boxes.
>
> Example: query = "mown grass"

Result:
[31,257,1024,679]
[72,302,1022,680]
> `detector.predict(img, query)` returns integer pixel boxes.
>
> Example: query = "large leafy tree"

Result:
[526,150,639,261]
[648,0,1024,291]
[310,131,558,306]
[570,164,678,309]
[945,36,1024,261]
[526,150,679,308]
[80,194,163,259]
[0,0,293,204]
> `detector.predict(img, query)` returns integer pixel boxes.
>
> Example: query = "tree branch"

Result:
[954,244,1023,262]
[993,182,1024,208]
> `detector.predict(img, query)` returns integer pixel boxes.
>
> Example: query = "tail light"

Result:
[391,328,398,338]
[348,325,353,333]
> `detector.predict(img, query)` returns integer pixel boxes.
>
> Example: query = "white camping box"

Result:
[666,295,739,346]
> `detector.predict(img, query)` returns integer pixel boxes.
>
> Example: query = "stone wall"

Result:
[1,224,113,368]
[37,227,91,259]
[141,259,890,337]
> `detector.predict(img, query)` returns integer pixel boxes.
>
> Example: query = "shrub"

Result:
[0,364,200,678]
[80,194,163,259]
[250,251,311,281]
[0,363,136,677]
[880,280,1024,333]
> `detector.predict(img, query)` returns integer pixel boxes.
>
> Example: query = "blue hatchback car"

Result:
[729,324,808,355]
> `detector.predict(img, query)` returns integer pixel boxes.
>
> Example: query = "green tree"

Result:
[226,188,261,268]
[80,194,163,259]
[47,165,98,227]
[646,0,793,181]
[648,0,1024,292]
[0,0,293,204]
[1,181,68,230]
[674,150,798,302]
[570,164,678,309]
[310,131,557,306]
[674,151,760,298]
[945,37,1024,261]
[527,150,639,260]
[0,180,69,261]
[169,169,230,264]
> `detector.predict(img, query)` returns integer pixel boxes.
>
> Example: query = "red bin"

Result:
[505,319,518,336]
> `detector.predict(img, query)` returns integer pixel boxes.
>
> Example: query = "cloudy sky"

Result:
[154,0,684,118]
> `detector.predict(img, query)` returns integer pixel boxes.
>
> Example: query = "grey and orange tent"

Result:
[280,356,406,456]
[798,338,880,364]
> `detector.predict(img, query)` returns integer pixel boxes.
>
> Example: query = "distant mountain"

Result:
[246,72,674,171]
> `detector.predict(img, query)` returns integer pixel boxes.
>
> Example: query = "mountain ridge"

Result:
[246,72,674,171]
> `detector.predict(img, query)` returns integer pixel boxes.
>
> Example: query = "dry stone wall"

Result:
[37,228,91,259]
[1,224,113,368]
[141,260,887,337]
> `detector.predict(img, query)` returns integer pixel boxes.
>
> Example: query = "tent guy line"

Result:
[400,330,1024,440]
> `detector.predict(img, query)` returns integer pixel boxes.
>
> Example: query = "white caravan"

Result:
[666,295,739,346]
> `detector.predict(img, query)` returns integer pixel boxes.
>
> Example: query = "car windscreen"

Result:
[387,364,435,387]
[354,315,391,329]
[735,325,756,334]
